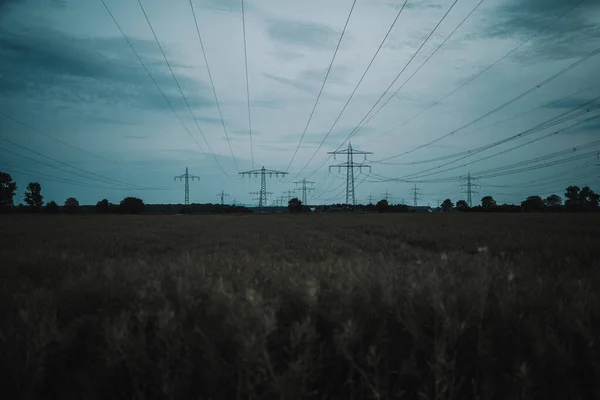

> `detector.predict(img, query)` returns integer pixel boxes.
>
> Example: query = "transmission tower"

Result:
[367,193,375,205]
[382,189,391,202]
[216,190,229,205]
[284,190,296,199]
[174,167,200,206]
[239,166,288,208]
[294,178,315,205]
[409,184,423,207]
[328,142,372,207]
[461,172,480,207]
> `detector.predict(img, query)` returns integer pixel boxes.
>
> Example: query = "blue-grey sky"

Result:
[1,0,599,206]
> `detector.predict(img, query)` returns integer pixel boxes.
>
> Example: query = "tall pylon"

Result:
[328,142,372,207]
[382,189,391,202]
[284,190,296,199]
[409,184,423,207]
[216,190,229,205]
[174,167,200,206]
[367,193,375,205]
[239,166,288,209]
[461,172,480,207]
[293,178,315,205]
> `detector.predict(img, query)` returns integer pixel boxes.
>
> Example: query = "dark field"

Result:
[1,213,600,399]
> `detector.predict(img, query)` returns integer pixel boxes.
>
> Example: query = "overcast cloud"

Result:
[1,0,599,207]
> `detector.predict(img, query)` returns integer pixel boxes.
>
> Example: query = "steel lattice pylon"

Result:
[239,166,288,209]
[328,142,372,208]
[174,167,200,205]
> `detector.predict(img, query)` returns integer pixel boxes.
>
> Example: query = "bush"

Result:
[45,201,59,214]
[119,197,144,214]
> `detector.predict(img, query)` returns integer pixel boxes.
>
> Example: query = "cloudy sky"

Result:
[1,0,599,207]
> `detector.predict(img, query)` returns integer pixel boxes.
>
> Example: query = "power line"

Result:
[135,0,233,179]
[285,0,358,173]
[374,0,589,158]
[389,104,600,181]
[330,0,461,152]
[374,85,599,165]
[377,44,600,162]
[0,138,148,189]
[0,111,140,170]
[288,0,409,182]
[240,0,255,169]
[189,0,239,173]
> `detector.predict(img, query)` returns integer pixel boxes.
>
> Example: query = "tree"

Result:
[45,201,59,214]
[545,194,562,208]
[64,197,80,214]
[579,186,599,210]
[0,172,17,212]
[288,197,303,214]
[565,185,581,208]
[455,200,469,211]
[481,196,496,210]
[24,182,43,210]
[521,195,545,212]
[375,199,389,212]
[441,198,454,212]
[96,199,110,214]
[119,197,144,214]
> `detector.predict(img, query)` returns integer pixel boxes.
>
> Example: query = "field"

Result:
[1,213,600,399]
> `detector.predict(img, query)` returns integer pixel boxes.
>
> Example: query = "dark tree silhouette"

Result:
[375,199,389,213]
[455,200,469,211]
[0,172,17,212]
[64,197,80,214]
[288,197,303,214]
[481,196,497,209]
[120,197,145,214]
[521,196,545,212]
[96,199,110,213]
[564,186,581,208]
[45,201,59,214]
[441,199,454,212]
[545,194,562,208]
[579,186,599,211]
[24,182,43,210]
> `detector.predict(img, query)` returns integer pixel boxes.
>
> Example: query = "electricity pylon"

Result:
[461,172,480,207]
[284,190,296,199]
[239,166,288,208]
[293,178,315,205]
[409,184,423,207]
[328,142,372,207]
[367,193,375,205]
[382,189,391,202]
[174,167,199,206]
[216,190,229,205]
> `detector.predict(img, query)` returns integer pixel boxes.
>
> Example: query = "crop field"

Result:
[1,213,600,399]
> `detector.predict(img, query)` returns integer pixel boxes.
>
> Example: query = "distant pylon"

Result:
[461,172,480,207]
[174,167,200,206]
[409,184,423,207]
[328,142,372,208]
[216,190,229,205]
[367,193,375,205]
[382,189,391,202]
[293,178,315,205]
[239,166,288,209]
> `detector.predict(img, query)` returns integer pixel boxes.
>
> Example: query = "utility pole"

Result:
[232,198,237,206]
[461,172,480,207]
[293,178,315,205]
[216,190,229,205]
[328,142,372,208]
[174,167,200,206]
[239,166,288,209]
[401,197,405,205]
[409,184,423,207]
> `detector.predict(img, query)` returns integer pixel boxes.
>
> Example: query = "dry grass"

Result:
[1,213,599,399]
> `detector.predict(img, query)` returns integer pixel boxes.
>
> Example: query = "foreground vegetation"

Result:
[1,213,599,399]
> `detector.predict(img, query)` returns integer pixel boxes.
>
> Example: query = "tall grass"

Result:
[1,213,599,399]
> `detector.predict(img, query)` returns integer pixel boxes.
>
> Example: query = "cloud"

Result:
[0,25,216,113]
[482,0,600,61]
[266,19,342,48]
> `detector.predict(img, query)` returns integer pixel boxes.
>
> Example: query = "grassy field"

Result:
[1,213,599,399]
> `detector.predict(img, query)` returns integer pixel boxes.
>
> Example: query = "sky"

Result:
[1,0,599,207]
